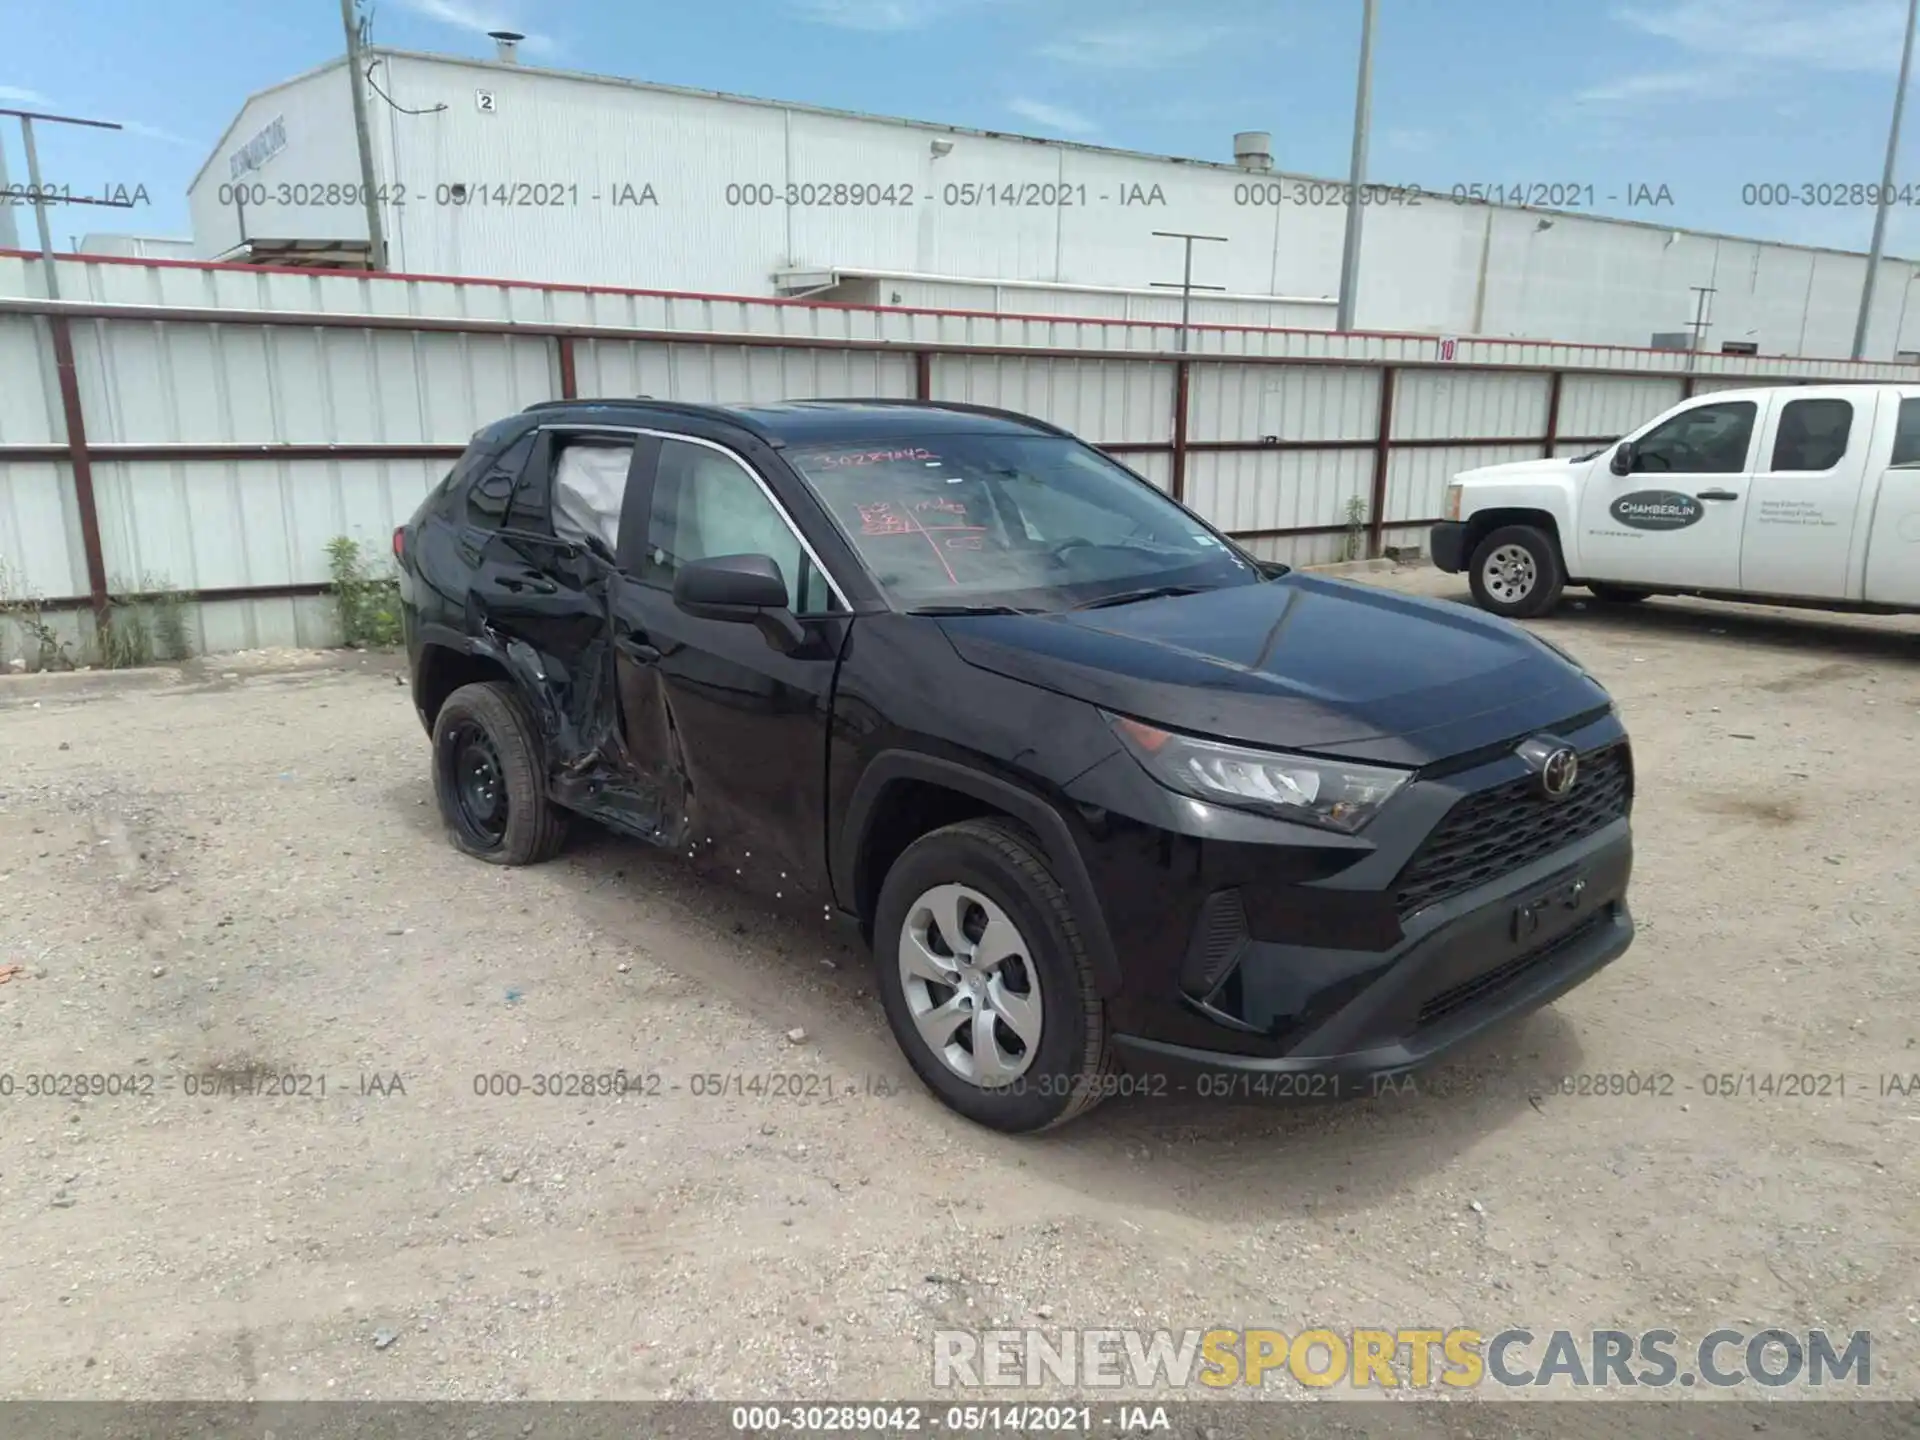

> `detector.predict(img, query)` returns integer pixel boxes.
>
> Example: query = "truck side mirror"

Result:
[1610,442,1635,477]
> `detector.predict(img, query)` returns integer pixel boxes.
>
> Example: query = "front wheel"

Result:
[1467,525,1565,619]
[873,818,1113,1133]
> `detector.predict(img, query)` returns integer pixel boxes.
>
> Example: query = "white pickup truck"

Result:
[1429,384,1920,619]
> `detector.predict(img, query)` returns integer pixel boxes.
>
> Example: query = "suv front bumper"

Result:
[1109,822,1633,1099]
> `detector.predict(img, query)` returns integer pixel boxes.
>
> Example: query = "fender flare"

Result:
[838,751,1123,998]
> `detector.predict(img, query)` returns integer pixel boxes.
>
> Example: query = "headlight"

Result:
[1108,715,1411,833]
[1444,483,1464,521]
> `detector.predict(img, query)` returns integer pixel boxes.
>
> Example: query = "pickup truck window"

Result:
[1893,397,1920,466]
[1631,400,1756,475]
[1769,398,1853,472]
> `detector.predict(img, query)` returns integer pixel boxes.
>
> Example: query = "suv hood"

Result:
[939,574,1610,768]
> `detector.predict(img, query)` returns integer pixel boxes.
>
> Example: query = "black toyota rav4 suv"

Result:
[397,397,1635,1132]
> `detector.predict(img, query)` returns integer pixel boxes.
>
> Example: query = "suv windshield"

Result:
[788,434,1260,611]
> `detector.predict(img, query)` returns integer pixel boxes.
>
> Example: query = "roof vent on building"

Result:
[1233,131,1273,172]
[488,30,524,62]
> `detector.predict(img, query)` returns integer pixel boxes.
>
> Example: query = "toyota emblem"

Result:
[1540,747,1580,800]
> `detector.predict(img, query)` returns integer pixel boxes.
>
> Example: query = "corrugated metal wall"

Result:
[2,251,1911,661]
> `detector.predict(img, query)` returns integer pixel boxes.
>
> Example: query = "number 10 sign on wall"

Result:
[1437,336,1460,362]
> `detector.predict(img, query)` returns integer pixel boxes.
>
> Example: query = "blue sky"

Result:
[6,0,1920,257]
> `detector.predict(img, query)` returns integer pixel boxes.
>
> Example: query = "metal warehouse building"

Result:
[179,43,1920,360]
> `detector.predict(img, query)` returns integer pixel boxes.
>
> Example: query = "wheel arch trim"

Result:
[838,751,1123,998]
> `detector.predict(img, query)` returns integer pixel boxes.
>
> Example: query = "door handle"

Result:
[498,575,557,594]
[617,637,662,663]
[1695,488,1740,501]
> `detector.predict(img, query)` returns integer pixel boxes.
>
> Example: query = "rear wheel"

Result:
[1588,583,1650,604]
[432,681,567,865]
[1468,525,1564,619]
[873,818,1113,1133]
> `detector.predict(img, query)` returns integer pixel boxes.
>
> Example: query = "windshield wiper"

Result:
[1074,584,1208,610]
[905,602,1047,616]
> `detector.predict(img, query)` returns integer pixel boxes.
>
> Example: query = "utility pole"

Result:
[341,0,388,271]
[1335,0,1378,332]
[0,135,17,250]
[1150,230,1228,352]
[1854,0,1919,359]
[0,106,131,300]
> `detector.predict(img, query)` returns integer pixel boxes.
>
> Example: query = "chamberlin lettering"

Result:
[1618,501,1694,517]
[229,116,288,180]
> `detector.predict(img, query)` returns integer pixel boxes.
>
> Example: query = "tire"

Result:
[1467,524,1565,619]
[431,680,568,866]
[1588,583,1650,604]
[873,818,1114,1133]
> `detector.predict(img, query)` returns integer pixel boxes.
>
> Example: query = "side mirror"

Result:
[1610,442,1635,477]
[673,553,789,618]
[671,553,806,652]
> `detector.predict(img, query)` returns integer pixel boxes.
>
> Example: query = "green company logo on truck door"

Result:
[1610,491,1704,531]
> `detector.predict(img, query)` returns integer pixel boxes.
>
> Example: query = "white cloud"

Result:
[1574,68,1736,103]
[1038,22,1236,70]
[1007,97,1098,136]
[1582,0,1915,109]
[791,0,963,30]
[1383,126,1438,154]
[394,0,554,54]
[0,85,49,105]
[123,120,199,148]
[1615,0,1908,74]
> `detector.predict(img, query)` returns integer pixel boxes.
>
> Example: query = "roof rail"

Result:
[519,396,778,442]
[801,397,1076,437]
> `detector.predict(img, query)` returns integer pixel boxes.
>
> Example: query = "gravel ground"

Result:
[0,569,1916,1409]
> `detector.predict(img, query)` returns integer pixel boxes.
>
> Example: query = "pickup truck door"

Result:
[607,433,850,903]
[1863,392,1920,607]
[1738,389,1872,599]
[1573,396,1757,590]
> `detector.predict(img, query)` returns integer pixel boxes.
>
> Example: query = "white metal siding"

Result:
[69,321,553,445]
[572,342,914,403]
[1188,365,1379,444]
[1557,375,1686,439]
[1392,370,1550,441]
[89,457,444,596]
[1186,449,1374,535]
[0,316,57,445]
[929,356,1172,443]
[167,49,1920,359]
[187,66,365,260]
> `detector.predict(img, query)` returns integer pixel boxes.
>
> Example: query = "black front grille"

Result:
[1393,742,1632,917]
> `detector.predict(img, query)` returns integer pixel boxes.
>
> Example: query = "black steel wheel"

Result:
[431,681,568,865]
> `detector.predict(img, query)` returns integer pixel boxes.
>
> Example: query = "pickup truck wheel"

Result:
[873,818,1114,1133]
[432,681,568,866]
[1588,583,1650,604]
[1468,525,1564,619]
